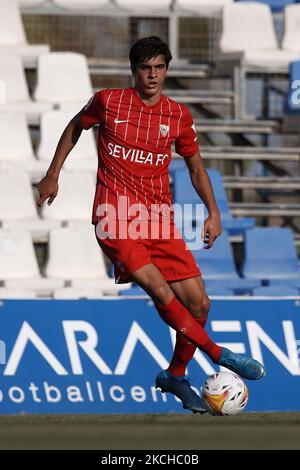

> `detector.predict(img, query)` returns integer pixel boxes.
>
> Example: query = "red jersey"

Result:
[80,87,198,224]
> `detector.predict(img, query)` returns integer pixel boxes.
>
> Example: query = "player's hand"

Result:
[202,212,222,249]
[37,174,59,207]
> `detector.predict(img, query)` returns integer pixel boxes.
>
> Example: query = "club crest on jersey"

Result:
[160,124,169,137]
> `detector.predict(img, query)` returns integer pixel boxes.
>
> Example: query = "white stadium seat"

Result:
[53,0,109,10]
[0,0,49,67]
[0,229,64,294]
[175,0,233,16]
[45,227,130,294]
[114,0,172,13]
[34,53,93,107]
[41,170,96,224]
[71,278,129,294]
[37,111,98,172]
[17,1,45,6]
[282,4,300,53]
[0,55,52,124]
[53,287,105,299]
[58,101,88,113]
[0,288,37,299]
[0,113,36,171]
[0,171,60,237]
[0,229,39,279]
[218,3,300,69]
[220,3,277,53]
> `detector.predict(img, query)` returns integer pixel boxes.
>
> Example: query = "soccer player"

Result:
[37,36,265,414]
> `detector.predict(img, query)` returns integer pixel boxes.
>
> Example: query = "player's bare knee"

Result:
[188,296,211,319]
[151,282,172,304]
[202,295,211,314]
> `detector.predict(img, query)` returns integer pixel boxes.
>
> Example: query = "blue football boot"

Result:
[216,347,266,380]
[155,370,207,414]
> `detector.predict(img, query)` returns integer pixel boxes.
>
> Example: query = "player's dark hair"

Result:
[129,36,172,73]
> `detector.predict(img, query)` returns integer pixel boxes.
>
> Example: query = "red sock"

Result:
[168,316,208,377]
[157,297,221,363]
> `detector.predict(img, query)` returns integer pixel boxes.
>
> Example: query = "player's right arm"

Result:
[37,113,83,206]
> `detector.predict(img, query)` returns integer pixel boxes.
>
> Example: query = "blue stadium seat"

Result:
[268,278,300,288]
[169,158,186,174]
[120,284,236,297]
[241,227,300,280]
[205,287,235,296]
[191,232,260,293]
[252,286,299,296]
[191,232,239,280]
[204,278,260,294]
[172,168,255,235]
[284,61,300,115]
[238,0,295,13]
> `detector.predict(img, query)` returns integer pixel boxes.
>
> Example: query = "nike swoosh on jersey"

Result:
[114,119,129,124]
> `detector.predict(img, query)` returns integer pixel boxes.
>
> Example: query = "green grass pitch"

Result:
[0,413,299,449]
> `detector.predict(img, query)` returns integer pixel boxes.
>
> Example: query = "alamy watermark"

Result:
[95,196,205,250]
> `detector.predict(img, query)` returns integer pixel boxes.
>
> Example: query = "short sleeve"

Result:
[80,91,104,129]
[175,105,199,158]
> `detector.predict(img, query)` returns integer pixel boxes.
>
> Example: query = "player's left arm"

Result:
[184,152,222,249]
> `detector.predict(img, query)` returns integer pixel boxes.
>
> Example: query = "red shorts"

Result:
[94,220,201,284]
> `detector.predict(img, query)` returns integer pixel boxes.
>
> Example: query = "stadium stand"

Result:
[218,3,299,68]
[269,278,300,288]
[0,55,52,125]
[40,171,95,226]
[0,287,38,299]
[172,168,255,236]
[0,113,36,171]
[120,285,150,297]
[188,232,260,294]
[200,286,235,296]
[45,227,131,294]
[283,15,300,132]
[282,4,300,53]
[0,0,49,67]
[114,0,172,13]
[252,286,299,296]
[175,0,233,16]
[194,118,278,134]
[17,0,45,6]
[0,229,63,295]
[189,232,240,280]
[120,284,235,297]
[163,89,235,109]
[0,171,60,241]
[53,287,106,299]
[34,52,93,109]
[217,2,300,118]
[241,228,300,281]
[37,111,98,172]
[238,0,295,13]
[52,0,110,10]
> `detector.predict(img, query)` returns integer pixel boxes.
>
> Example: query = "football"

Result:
[201,372,249,416]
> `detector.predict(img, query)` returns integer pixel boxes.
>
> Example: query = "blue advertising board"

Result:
[0,298,299,414]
